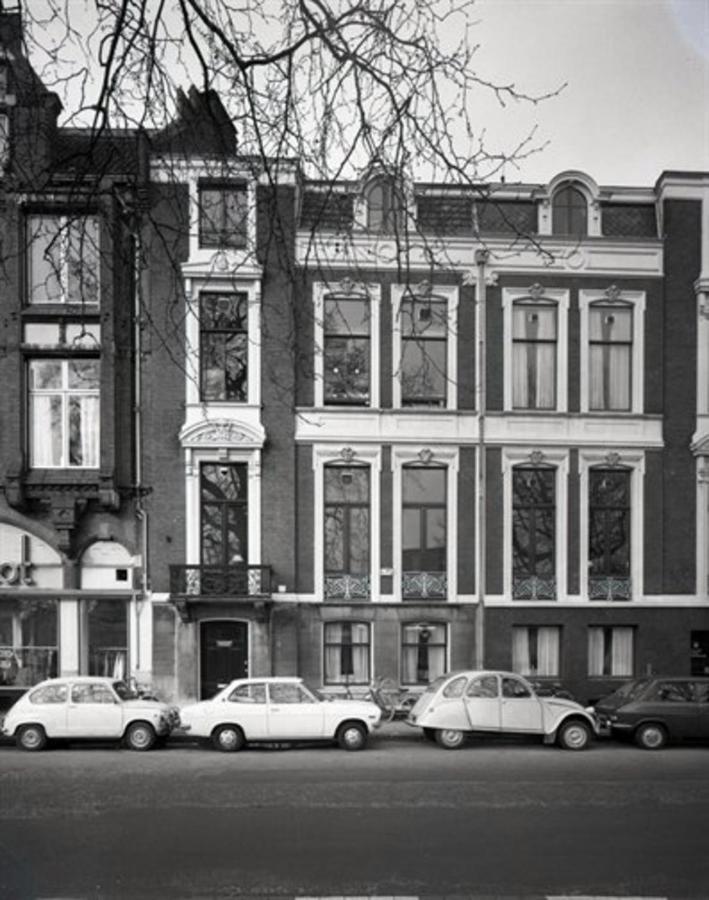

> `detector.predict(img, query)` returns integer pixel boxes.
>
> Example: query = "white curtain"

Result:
[611,627,634,676]
[512,628,530,674]
[80,396,100,467]
[31,395,60,466]
[590,345,631,411]
[588,627,605,676]
[537,627,560,676]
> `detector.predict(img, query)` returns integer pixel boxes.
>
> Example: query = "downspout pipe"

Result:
[474,249,489,669]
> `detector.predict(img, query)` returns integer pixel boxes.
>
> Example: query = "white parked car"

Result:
[406,670,599,750]
[1,676,178,751]
[179,677,382,751]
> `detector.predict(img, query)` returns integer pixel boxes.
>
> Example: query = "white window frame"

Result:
[502,448,570,602]
[313,444,382,603]
[502,287,569,413]
[313,282,381,408]
[184,279,261,409]
[392,446,459,602]
[391,283,458,409]
[579,450,645,602]
[579,289,645,415]
[184,446,263,568]
[512,625,561,677]
[26,213,101,306]
[28,358,100,469]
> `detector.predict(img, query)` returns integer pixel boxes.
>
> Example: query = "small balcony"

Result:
[324,573,370,602]
[169,564,273,599]
[513,575,557,601]
[588,576,631,601]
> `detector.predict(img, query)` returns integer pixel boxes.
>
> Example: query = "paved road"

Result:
[0,728,707,899]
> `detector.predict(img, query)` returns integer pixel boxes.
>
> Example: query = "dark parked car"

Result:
[593,677,709,749]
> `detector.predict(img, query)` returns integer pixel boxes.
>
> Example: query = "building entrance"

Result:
[200,620,248,699]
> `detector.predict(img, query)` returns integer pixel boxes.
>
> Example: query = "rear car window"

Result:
[649,681,694,703]
[29,684,67,704]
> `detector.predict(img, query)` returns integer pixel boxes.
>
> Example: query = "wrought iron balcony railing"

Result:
[402,571,447,600]
[588,576,631,601]
[513,575,557,601]
[324,573,370,602]
[169,564,272,598]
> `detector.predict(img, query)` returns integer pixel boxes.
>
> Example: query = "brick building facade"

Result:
[1,8,708,709]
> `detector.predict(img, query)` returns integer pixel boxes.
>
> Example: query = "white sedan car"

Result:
[1,676,178,751]
[407,670,599,750]
[179,677,382,751]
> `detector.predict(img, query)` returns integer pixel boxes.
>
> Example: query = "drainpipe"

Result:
[474,249,489,669]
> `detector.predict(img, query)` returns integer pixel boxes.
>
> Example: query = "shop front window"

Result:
[87,599,128,679]
[0,599,58,687]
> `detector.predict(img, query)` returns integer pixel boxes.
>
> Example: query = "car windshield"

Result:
[112,681,139,701]
[608,679,651,702]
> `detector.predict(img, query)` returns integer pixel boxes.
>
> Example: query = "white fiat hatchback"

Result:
[178,676,382,751]
[1,676,177,751]
[407,670,598,750]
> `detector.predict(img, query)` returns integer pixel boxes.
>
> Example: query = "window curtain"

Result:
[512,627,530,674]
[537,627,559,676]
[324,623,369,684]
[31,395,61,466]
[611,627,634,676]
[588,627,605,676]
[79,395,100,467]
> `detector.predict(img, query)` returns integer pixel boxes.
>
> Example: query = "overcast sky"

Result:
[466,0,708,186]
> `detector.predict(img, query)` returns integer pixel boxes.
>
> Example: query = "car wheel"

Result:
[125,721,157,751]
[557,719,592,751]
[337,722,367,751]
[17,724,47,752]
[635,722,667,750]
[435,728,466,750]
[212,724,245,752]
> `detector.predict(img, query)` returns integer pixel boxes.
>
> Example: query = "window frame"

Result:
[364,176,405,233]
[552,184,588,237]
[322,621,372,686]
[197,180,249,250]
[512,625,561,677]
[400,621,448,687]
[502,448,569,603]
[313,282,381,408]
[392,284,458,410]
[587,625,635,678]
[579,289,645,415]
[198,291,249,403]
[313,445,382,603]
[502,287,569,413]
[27,357,101,469]
[25,212,101,307]
[392,446,459,602]
[578,450,644,602]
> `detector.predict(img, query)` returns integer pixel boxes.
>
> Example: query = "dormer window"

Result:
[365,176,404,233]
[198,181,248,249]
[552,184,587,237]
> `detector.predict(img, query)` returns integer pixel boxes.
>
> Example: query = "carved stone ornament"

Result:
[340,447,356,463]
[179,419,266,449]
[605,451,621,467]
[528,450,545,466]
[418,448,434,465]
[338,277,368,296]
[528,283,545,299]
[415,280,432,298]
[698,467,709,485]
[604,284,621,301]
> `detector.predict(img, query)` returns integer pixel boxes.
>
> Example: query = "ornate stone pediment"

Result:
[179,419,266,449]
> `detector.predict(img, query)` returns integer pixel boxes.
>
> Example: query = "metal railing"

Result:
[169,564,272,597]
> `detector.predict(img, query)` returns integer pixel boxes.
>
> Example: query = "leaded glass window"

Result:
[200,292,248,402]
[400,295,448,407]
[323,295,370,405]
[512,300,557,409]
[324,465,370,600]
[589,468,631,600]
[402,466,447,599]
[589,303,632,411]
[512,467,556,600]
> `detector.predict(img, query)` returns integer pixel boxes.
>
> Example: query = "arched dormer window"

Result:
[552,184,587,237]
[365,176,404,233]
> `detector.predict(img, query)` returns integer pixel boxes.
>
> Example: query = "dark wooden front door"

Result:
[200,620,248,699]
